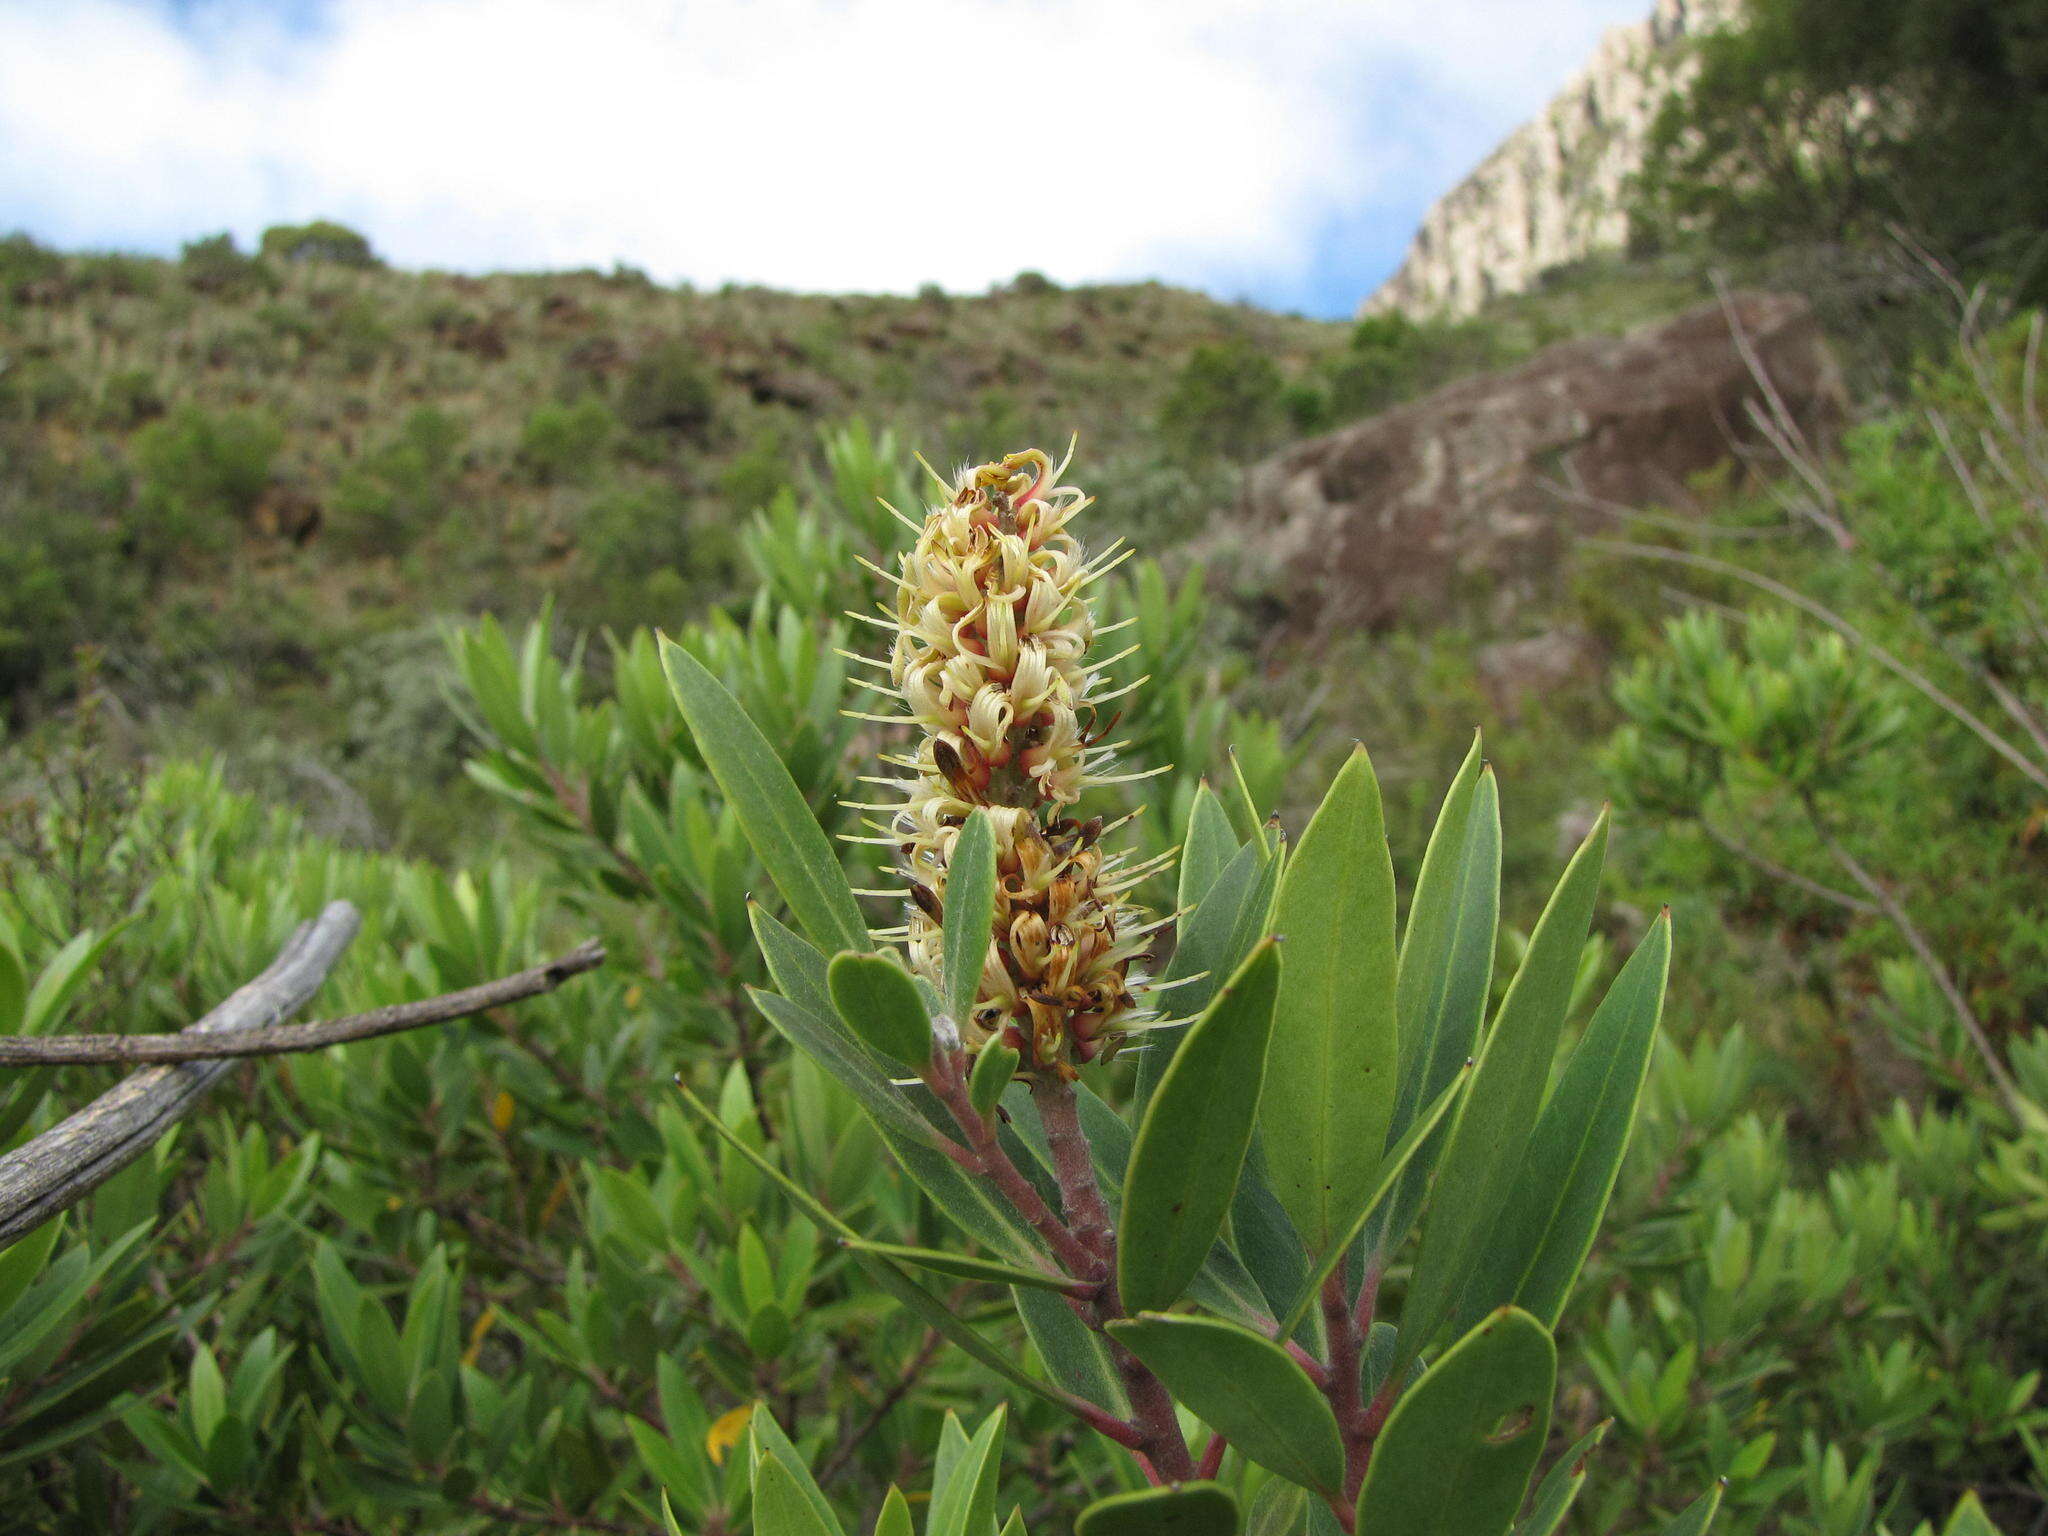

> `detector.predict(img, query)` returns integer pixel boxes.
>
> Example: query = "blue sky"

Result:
[0,0,1650,319]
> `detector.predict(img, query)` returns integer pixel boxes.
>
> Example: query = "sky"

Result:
[0,0,1651,319]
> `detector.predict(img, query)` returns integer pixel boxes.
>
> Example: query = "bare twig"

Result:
[0,941,604,1067]
[0,904,362,1245]
[1699,820,1881,916]
[817,1323,946,1486]
[1799,795,2024,1119]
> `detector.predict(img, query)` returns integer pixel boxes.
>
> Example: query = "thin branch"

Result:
[1800,795,2025,1119]
[817,1323,946,1486]
[0,942,605,1066]
[1698,820,1880,916]
[0,904,362,1245]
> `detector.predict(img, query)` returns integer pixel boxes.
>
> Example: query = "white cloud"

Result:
[0,0,1651,307]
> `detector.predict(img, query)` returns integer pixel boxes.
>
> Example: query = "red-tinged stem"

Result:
[1030,1077,1116,1265]
[926,1052,1195,1481]
[1361,1373,1401,1441]
[1287,1339,1331,1389]
[1353,1257,1383,1336]
[1195,1432,1228,1481]
[1115,1345,1198,1482]
[1324,1272,1371,1507]
[1068,1397,1148,1451]
[927,1053,1099,1280]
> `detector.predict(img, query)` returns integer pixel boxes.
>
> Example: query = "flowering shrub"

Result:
[663,448,1689,1533]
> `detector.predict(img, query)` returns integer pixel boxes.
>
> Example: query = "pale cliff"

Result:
[1365,0,1742,320]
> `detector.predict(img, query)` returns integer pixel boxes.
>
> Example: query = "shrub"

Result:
[94,366,166,429]
[179,232,273,299]
[0,230,64,304]
[1157,339,1287,460]
[662,446,1681,1533]
[329,407,464,553]
[130,404,282,566]
[516,396,615,484]
[618,338,717,438]
[0,462,135,706]
[258,219,382,269]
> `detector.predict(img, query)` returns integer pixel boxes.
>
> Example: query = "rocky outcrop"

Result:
[1366,0,1741,320]
[1238,292,1843,635]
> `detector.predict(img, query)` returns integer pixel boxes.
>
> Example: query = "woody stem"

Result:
[1030,1077,1116,1264]
[927,1050,1099,1281]
[1032,1075,1195,1483]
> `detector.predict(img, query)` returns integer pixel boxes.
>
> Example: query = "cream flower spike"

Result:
[861,447,1160,1080]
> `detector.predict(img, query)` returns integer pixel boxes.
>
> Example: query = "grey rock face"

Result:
[1237,291,1842,636]
[1366,0,1742,320]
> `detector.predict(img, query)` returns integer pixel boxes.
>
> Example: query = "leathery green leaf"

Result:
[874,1487,914,1536]
[660,636,866,955]
[1136,835,1280,1110]
[827,953,934,1071]
[1178,784,1239,915]
[1119,940,1282,1314]
[1261,745,1397,1258]
[1464,912,1671,1332]
[1660,1482,1726,1536]
[1107,1313,1344,1497]
[1400,811,1607,1362]
[751,1451,843,1536]
[1076,1482,1240,1536]
[1512,1419,1610,1536]
[1277,1062,1471,1340]
[967,1043,1018,1120]
[927,1406,1005,1536]
[672,1080,1081,1414]
[1374,740,1499,1258]
[941,810,997,1029]
[1354,1308,1556,1536]
[750,1411,842,1536]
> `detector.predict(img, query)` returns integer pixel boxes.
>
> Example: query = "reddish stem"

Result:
[1195,1432,1228,1481]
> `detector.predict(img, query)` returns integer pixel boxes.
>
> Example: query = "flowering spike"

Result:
[870,447,1162,1080]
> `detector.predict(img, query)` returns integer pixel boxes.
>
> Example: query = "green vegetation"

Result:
[1636,0,2048,295]
[4,13,2048,1521]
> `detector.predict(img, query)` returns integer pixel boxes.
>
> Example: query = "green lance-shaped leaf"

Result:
[1076,1483,1240,1536]
[1260,745,1397,1259]
[1374,739,1500,1258]
[828,953,934,1071]
[942,810,997,1028]
[672,1079,1089,1416]
[1938,1494,2000,1536]
[875,1487,915,1536]
[839,1239,1087,1296]
[1136,835,1281,1110]
[1276,1062,1472,1339]
[753,1452,844,1536]
[1119,940,1283,1314]
[1108,1313,1344,1498]
[927,1406,1005,1536]
[1659,1482,1726,1536]
[751,1412,845,1536]
[1353,1307,1556,1536]
[1461,912,1672,1333]
[968,1042,1018,1119]
[1511,1419,1610,1536]
[1399,811,1607,1364]
[660,636,866,955]
[1178,784,1240,914]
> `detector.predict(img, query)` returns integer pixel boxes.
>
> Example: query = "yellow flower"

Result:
[853,448,1170,1079]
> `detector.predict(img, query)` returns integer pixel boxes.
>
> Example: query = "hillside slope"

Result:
[0,236,1347,840]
